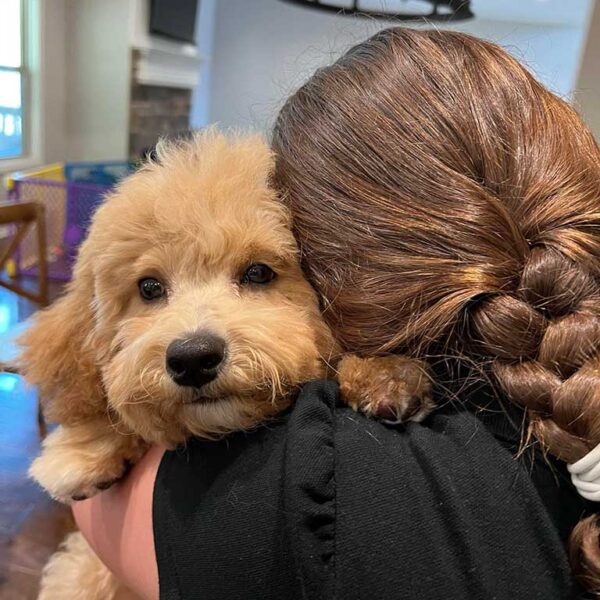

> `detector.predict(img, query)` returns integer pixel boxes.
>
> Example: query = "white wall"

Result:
[64,0,132,160]
[575,1,600,138]
[33,0,131,165]
[198,0,590,133]
[40,0,67,163]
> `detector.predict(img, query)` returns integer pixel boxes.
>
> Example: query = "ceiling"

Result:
[470,0,593,27]
[346,0,594,27]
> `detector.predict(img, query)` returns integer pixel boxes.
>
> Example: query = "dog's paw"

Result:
[30,444,131,503]
[29,424,146,504]
[337,354,434,424]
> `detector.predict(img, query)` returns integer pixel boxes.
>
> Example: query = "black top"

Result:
[153,380,592,600]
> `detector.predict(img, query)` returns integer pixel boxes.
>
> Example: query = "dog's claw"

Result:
[95,479,119,491]
[373,402,400,422]
[42,465,127,504]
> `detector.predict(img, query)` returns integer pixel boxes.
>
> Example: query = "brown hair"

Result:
[272,27,600,592]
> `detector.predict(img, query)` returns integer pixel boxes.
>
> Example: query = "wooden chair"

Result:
[0,201,48,306]
[0,201,49,436]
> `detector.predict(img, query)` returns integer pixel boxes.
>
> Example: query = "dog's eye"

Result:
[241,263,276,285]
[138,277,166,301]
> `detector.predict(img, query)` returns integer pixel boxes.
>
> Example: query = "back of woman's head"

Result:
[272,27,600,592]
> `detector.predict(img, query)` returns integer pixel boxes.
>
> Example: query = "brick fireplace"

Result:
[129,81,192,159]
[127,46,198,158]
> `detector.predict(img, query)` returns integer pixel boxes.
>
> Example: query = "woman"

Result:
[272,26,600,591]
[74,28,598,598]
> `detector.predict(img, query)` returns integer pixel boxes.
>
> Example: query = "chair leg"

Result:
[36,204,49,307]
[37,399,47,439]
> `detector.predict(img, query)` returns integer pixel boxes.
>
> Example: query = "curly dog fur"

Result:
[20,131,432,598]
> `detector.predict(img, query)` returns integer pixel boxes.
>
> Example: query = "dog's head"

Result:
[19,132,335,444]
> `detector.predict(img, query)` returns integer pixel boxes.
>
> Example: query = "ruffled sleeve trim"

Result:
[282,380,338,600]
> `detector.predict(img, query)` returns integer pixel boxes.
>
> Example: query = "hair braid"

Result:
[466,229,600,593]
[469,245,600,463]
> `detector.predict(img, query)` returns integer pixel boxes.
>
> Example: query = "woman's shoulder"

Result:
[290,380,578,599]
[288,379,557,537]
[291,379,532,491]
[155,380,579,600]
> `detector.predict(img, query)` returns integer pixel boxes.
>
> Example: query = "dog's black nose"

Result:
[166,333,225,388]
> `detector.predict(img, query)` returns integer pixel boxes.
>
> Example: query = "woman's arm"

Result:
[72,445,165,600]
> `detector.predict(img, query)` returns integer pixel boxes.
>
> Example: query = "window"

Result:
[0,0,25,160]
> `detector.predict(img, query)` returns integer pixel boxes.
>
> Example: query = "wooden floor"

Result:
[0,280,72,600]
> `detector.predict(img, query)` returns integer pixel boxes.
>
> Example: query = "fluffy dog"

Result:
[20,131,432,598]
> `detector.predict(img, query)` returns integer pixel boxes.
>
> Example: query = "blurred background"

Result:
[1,0,599,169]
[0,0,598,597]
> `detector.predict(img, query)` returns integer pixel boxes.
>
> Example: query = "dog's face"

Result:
[20,133,335,444]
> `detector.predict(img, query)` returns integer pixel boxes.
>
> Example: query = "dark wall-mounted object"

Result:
[150,0,199,44]
[278,0,474,22]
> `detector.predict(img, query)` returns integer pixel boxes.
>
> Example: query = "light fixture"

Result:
[278,0,474,22]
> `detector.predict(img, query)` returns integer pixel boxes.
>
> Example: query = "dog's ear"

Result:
[18,250,105,424]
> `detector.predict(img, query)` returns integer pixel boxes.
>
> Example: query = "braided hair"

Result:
[272,27,600,592]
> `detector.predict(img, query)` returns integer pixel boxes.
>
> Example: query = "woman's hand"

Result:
[72,445,165,600]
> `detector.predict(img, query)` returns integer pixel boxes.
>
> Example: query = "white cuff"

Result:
[568,443,600,502]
